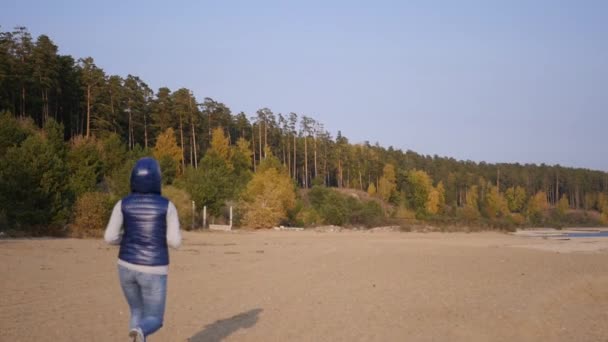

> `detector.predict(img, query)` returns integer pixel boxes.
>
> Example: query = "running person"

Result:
[104,157,181,341]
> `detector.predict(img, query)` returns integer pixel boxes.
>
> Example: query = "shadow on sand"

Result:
[188,308,263,342]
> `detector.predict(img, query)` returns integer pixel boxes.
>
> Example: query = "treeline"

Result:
[1,27,607,234]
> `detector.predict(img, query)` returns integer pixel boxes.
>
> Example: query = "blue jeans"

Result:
[118,265,167,338]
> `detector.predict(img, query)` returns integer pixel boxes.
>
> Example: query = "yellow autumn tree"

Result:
[378,163,397,203]
[583,193,595,211]
[436,181,446,213]
[466,185,480,211]
[208,126,232,167]
[459,185,481,220]
[241,153,296,228]
[153,128,183,177]
[426,187,440,215]
[484,186,510,219]
[425,181,446,215]
[526,191,549,223]
[367,182,377,196]
[595,192,608,213]
[557,194,569,216]
[406,169,433,215]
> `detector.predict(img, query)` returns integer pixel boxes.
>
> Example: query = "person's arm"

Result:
[104,201,123,245]
[166,202,182,249]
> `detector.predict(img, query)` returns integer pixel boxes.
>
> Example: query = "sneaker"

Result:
[129,328,145,342]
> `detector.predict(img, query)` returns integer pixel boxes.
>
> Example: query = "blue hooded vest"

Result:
[118,157,170,266]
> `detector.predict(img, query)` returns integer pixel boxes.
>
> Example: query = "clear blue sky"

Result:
[3,0,607,170]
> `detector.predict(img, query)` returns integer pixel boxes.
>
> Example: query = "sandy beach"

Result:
[1,230,607,341]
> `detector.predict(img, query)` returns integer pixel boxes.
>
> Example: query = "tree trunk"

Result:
[304,135,308,188]
[21,86,26,118]
[41,88,48,123]
[359,170,363,191]
[251,124,256,172]
[109,89,115,116]
[347,168,350,188]
[86,85,91,137]
[179,114,185,172]
[293,134,297,180]
[555,171,559,206]
[338,159,343,188]
[258,122,262,161]
[192,122,198,168]
[496,168,500,190]
[46,89,50,122]
[264,118,268,159]
[144,111,148,149]
[189,96,198,168]
[128,109,133,149]
[324,142,328,186]
[286,134,291,177]
[282,136,286,166]
[313,135,318,180]
[40,88,45,123]
[208,110,212,149]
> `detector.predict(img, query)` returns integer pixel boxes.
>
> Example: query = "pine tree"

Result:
[78,57,105,137]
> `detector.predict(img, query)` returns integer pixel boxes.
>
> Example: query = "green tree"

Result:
[185,154,233,217]
[32,34,58,122]
[0,119,70,229]
[505,186,526,213]
[308,185,349,225]
[78,57,105,137]
[123,75,152,149]
[99,133,128,176]
[55,55,83,135]
[150,87,173,133]
[67,136,103,197]
[10,27,33,119]
[71,192,112,237]
[0,111,35,155]
[106,159,136,198]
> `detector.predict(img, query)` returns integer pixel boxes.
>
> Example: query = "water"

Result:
[566,231,608,238]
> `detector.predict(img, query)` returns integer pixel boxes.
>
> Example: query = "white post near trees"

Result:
[209,206,233,231]
[191,201,195,230]
[203,205,207,229]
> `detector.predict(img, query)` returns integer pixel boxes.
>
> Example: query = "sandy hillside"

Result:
[1,230,608,342]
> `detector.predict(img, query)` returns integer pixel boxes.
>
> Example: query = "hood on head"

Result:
[130,157,162,194]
